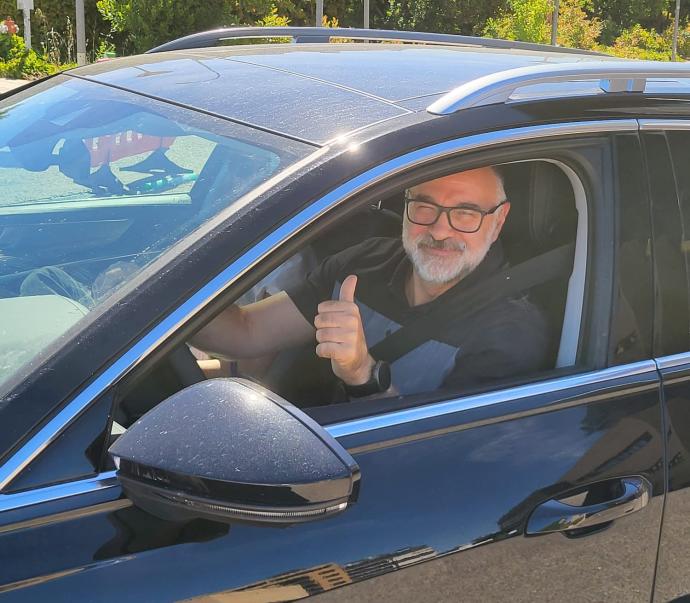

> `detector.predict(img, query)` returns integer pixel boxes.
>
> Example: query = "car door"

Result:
[644,123,690,603]
[0,122,663,602]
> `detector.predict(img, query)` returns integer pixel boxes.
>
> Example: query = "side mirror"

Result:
[109,378,360,525]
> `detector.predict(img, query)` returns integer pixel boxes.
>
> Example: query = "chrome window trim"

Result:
[0,471,118,513]
[640,119,690,131]
[655,352,690,371]
[0,118,637,492]
[0,361,659,509]
[328,360,657,438]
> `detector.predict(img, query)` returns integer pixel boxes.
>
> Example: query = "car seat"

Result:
[499,161,580,368]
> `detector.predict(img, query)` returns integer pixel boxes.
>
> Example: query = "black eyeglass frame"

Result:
[403,193,508,233]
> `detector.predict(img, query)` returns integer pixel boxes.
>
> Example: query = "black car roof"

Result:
[72,44,609,145]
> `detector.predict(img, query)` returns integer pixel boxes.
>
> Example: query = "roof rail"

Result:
[427,61,690,115]
[146,26,603,56]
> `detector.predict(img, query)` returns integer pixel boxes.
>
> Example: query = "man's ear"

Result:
[491,201,510,243]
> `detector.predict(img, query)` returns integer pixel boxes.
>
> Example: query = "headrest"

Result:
[500,161,578,263]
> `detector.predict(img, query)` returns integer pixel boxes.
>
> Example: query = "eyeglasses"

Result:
[404,192,507,234]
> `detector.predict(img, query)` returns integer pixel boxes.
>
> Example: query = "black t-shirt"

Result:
[286,237,550,395]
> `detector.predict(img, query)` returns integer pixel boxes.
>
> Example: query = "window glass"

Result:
[0,76,314,394]
[647,131,690,356]
[609,134,653,366]
[667,131,690,300]
[115,159,585,428]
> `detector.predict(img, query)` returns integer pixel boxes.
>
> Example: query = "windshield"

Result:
[0,75,314,393]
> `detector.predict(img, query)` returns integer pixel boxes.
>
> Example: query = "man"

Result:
[193,166,549,397]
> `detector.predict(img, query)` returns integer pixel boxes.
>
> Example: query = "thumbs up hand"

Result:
[314,275,374,386]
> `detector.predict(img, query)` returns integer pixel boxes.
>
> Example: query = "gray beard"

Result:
[402,220,493,285]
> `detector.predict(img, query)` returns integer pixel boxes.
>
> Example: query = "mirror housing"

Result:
[109,378,360,525]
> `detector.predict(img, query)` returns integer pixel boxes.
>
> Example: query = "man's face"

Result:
[402,167,510,285]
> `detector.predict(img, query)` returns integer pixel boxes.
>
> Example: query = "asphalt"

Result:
[0,77,29,94]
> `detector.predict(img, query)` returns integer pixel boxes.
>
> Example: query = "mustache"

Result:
[416,235,467,252]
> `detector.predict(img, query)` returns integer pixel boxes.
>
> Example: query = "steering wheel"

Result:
[262,344,342,408]
[167,344,207,388]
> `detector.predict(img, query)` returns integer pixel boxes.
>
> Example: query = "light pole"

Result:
[76,0,86,65]
[364,0,369,28]
[551,0,560,46]
[16,0,32,50]
[316,0,323,26]
[672,0,681,61]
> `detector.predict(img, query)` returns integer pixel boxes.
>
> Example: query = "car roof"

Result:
[72,43,610,145]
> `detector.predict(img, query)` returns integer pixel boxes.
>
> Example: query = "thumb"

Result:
[339,274,358,303]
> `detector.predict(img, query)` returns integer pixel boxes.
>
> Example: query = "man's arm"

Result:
[190,291,315,359]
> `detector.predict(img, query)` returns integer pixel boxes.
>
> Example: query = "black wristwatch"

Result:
[344,360,391,398]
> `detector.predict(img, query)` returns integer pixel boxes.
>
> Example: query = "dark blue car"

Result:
[1,27,689,602]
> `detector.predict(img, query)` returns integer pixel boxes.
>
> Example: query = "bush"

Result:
[0,0,110,64]
[0,33,59,78]
[385,0,508,36]
[607,23,671,60]
[97,0,230,55]
[675,23,690,59]
[483,0,551,44]
[483,0,603,49]
[589,0,666,33]
[254,5,291,42]
[557,0,602,49]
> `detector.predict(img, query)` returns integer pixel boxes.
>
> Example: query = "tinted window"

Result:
[0,76,314,395]
[645,130,690,356]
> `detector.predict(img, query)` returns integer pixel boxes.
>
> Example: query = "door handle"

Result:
[526,476,651,535]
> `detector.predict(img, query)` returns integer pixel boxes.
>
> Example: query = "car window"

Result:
[111,158,588,429]
[8,148,612,491]
[645,130,690,356]
[0,76,314,395]
[259,161,584,406]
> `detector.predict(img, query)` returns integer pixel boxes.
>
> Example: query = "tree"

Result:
[557,0,602,49]
[97,0,230,54]
[483,0,551,43]
[483,0,603,49]
[0,0,109,63]
[384,0,508,36]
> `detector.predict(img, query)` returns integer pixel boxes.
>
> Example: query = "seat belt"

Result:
[369,243,575,364]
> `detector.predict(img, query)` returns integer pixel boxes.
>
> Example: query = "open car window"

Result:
[0,76,314,395]
[111,158,587,432]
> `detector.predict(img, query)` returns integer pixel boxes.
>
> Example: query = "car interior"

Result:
[111,158,582,430]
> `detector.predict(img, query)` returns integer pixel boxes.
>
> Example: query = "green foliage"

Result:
[0,0,110,63]
[229,0,307,25]
[96,39,116,59]
[0,0,683,64]
[662,22,690,59]
[590,0,666,33]
[557,0,602,49]
[257,4,290,26]
[0,33,59,78]
[384,0,508,36]
[483,0,551,44]
[607,23,672,59]
[97,0,230,54]
[255,5,291,42]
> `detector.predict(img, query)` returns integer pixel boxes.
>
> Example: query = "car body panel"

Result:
[0,364,665,602]
[640,120,690,602]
